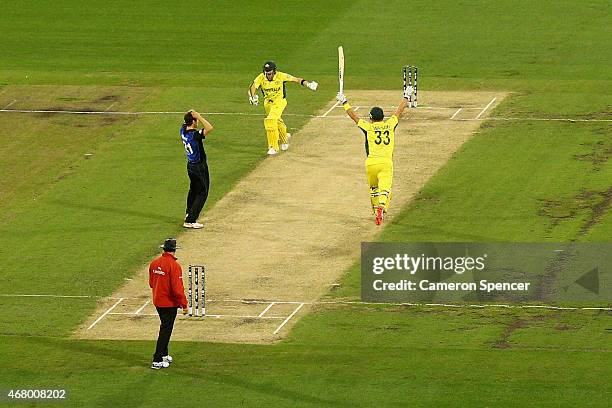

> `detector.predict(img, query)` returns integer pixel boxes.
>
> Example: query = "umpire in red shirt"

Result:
[149,238,188,369]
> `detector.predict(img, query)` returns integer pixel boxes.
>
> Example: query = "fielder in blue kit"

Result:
[180,110,214,229]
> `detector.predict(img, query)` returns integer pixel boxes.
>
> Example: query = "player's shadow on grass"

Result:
[24,336,146,366]
[20,337,172,404]
[24,336,351,407]
[165,363,352,407]
[48,199,177,224]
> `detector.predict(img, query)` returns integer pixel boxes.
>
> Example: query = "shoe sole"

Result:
[183,224,204,229]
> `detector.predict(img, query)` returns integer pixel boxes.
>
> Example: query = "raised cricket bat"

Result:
[338,46,344,94]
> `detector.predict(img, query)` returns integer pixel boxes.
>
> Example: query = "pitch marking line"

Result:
[108,312,286,320]
[258,302,276,317]
[476,97,497,119]
[3,293,611,312]
[87,297,123,330]
[321,100,340,117]
[450,108,463,120]
[2,100,17,109]
[1,107,610,122]
[458,117,612,123]
[331,105,486,110]
[134,300,150,315]
[216,298,612,312]
[0,293,92,298]
[104,102,117,112]
[273,303,305,335]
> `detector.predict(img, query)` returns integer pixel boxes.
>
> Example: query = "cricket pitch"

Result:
[76,90,507,343]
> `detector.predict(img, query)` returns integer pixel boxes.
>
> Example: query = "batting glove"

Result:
[403,86,414,99]
[249,94,259,106]
[306,81,318,91]
[336,92,347,104]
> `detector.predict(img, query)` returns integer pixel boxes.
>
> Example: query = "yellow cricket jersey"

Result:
[251,71,295,103]
[357,115,399,160]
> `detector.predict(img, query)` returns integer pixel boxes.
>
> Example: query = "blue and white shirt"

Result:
[180,126,206,164]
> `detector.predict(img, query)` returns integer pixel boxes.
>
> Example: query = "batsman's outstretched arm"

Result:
[336,92,359,124]
[290,76,318,91]
[190,110,214,134]
[393,96,409,118]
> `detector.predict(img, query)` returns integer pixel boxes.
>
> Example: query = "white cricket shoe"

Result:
[281,143,289,151]
[151,361,170,370]
[163,355,173,364]
[183,222,204,229]
[267,148,278,155]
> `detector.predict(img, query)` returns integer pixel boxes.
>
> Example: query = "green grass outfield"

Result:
[1,1,610,406]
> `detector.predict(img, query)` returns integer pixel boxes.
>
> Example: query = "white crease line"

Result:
[3,293,611,311]
[218,299,612,311]
[87,297,123,330]
[460,117,612,123]
[1,107,609,122]
[212,299,305,305]
[108,312,285,320]
[0,108,312,118]
[321,100,340,117]
[475,97,497,119]
[273,303,305,335]
[351,106,483,110]
[450,108,462,120]
[134,300,150,315]
[2,100,17,109]
[0,293,92,298]
[258,302,276,317]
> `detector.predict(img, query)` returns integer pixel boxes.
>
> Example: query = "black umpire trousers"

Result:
[153,306,178,362]
[186,161,210,223]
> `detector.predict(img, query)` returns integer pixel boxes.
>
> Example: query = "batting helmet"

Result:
[263,61,277,72]
[370,107,384,121]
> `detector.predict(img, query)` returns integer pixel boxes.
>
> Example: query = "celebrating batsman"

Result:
[248,61,318,155]
[336,86,413,225]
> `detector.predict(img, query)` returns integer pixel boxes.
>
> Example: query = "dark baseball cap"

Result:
[370,107,384,121]
[160,238,179,252]
[263,61,277,72]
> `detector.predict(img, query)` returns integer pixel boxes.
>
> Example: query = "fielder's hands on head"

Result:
[336,92,347,104]
[403,86,414,99]
[306,81,318,91]
[249,94,259,106]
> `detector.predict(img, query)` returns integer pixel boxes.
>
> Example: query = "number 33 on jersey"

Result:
[357,115,398,159]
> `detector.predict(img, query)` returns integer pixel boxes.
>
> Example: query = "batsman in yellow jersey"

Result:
[248,61,318,155]
[336,86,413,225]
